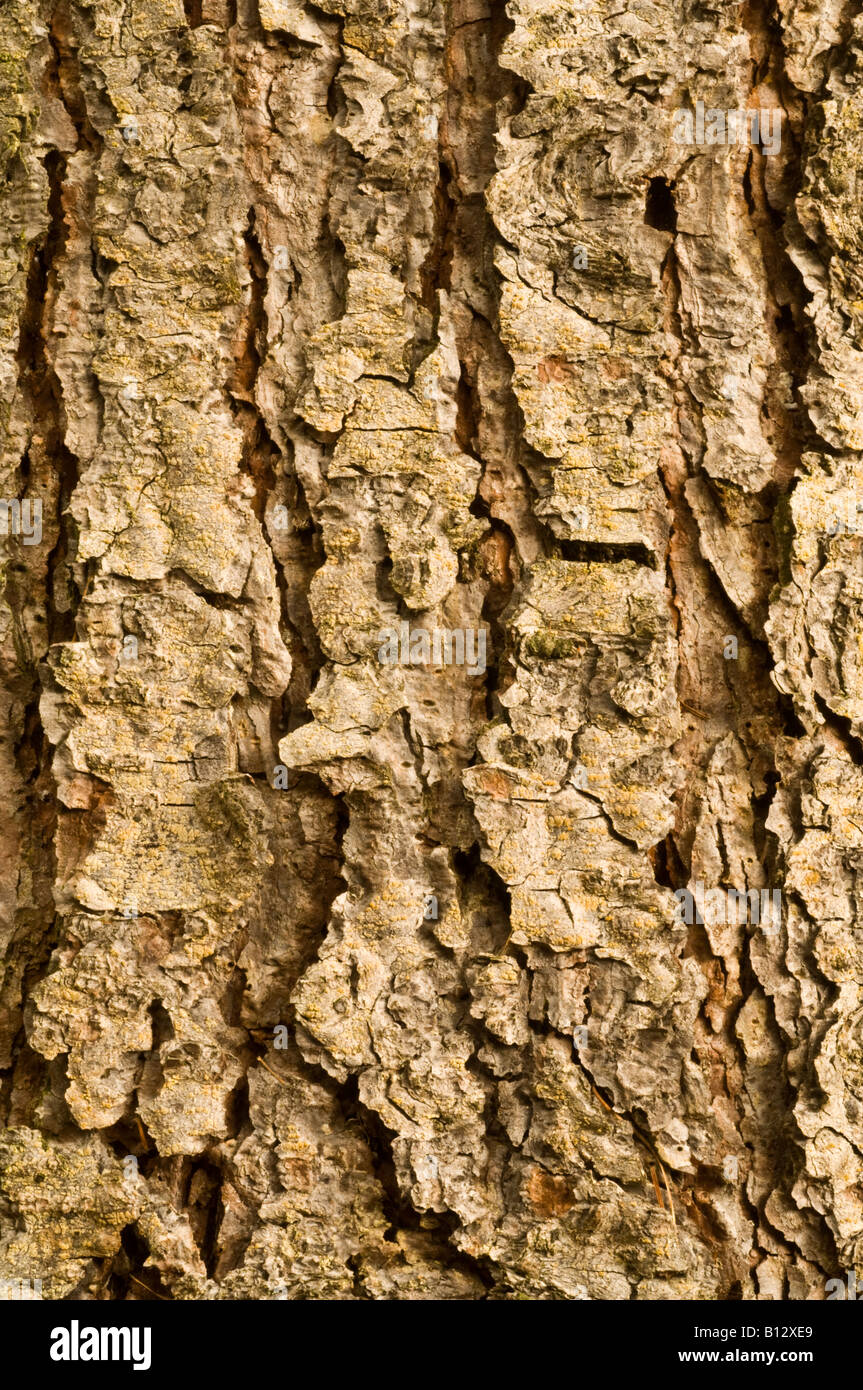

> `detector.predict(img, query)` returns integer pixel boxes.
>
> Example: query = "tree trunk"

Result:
[0,0,859,1301]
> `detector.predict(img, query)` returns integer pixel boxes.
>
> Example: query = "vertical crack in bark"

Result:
[227,211,278,529]
[48,3,103,156]
[739,0,815,497]
[226,5,337,731]
[656,130,772,1299]
[735,0,844,1283]
[444,0,544,741]
[30,148,81,648]
[654,0,844,1288]
[182,0,205,28]
[1,4,98,1127]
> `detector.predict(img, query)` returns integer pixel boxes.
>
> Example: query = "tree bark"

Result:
[0,0,860,1300]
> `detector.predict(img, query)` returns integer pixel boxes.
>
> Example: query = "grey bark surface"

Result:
[0,0,861,1300]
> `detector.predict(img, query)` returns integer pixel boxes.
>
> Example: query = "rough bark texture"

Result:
[1,0,862,1301]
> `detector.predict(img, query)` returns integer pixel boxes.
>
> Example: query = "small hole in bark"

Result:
[644,177,677,233]
[559,537,655,567]
[649,834,678,889]
[149,999,175,1045]
[111,1225,172,1300]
